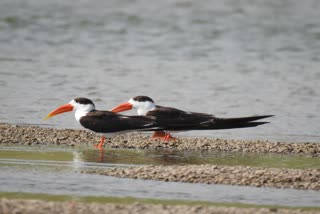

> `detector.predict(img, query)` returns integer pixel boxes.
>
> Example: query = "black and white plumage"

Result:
[45,97,161,149]
[111,96,273,140]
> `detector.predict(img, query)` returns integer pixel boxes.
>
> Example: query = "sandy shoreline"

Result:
[86,165,320,191]
[1,123,320,213]
[1,123,319,191]
[1,198,319,214]
[0,123,319,155]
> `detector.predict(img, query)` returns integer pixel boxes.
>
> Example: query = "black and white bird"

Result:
[44,97,162,149]
[111,96,273,141]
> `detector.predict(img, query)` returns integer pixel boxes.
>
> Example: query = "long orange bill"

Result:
[43,103,74,120]
[111,102,133,113]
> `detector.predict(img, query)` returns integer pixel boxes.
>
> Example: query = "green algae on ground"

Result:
[1,192,319,211]
[3,16,18,24]
[0,147,73,162]
[1,145,320,170]
[86,148,320,170]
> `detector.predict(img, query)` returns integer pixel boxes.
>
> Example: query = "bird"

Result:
[44,97,163,150]
[111,95,273,141]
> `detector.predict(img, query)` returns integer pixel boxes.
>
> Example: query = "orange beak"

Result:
[43,103,74,120]
[111,102,133,113]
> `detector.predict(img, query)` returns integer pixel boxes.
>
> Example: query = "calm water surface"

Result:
[1,145,319,207]
[0,0,320,142]
[1,167,320,207]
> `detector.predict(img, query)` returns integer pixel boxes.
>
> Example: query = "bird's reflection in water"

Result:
[98,149,105,163]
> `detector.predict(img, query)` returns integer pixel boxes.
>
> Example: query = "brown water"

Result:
[0,0,320,142]
[1,145,320,207]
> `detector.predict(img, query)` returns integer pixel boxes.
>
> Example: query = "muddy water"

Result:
[0,145,319,207]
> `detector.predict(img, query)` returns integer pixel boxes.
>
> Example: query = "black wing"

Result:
[146,105,215,128]
[79,110,160,133]
[147,106,273,130]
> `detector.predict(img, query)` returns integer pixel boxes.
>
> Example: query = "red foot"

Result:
[163,132,176,141]
[94,136,105,150]
[151,131,166,139]
[69,201,76,207]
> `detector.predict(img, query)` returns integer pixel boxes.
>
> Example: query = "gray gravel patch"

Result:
[0,124,319,155]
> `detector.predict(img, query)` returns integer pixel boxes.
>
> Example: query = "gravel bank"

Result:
[87,165,320,191]
[0,124,319,155]
[0,198,318,214]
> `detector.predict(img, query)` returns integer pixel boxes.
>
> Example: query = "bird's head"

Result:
[44,97,95,120]
[111,95,155,115]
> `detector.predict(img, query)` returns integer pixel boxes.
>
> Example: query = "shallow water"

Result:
[1,145,320,169]
[0,0,320,142]
[0,145,320,207]
[1,166,320,207]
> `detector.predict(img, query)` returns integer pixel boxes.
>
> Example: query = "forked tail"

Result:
[199,115,273,130]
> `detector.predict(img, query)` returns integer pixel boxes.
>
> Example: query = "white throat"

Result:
[137,106,155,115]
[75,110,89,122]
[69,100,95,123]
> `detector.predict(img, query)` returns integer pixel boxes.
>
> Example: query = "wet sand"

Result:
[0,124,319,155]
[1,123,319,190]
[0,198,318,214]
[87,165,320,190]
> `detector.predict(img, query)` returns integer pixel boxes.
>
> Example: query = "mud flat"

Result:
[0,198,318,214]
[87,165,320,191]
[1,123,320,191]
[1,123,320,213]
[0,124,319,155]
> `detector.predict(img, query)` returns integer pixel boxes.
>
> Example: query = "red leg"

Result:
[94,136,105,150]
[163,132,176,141]
[151,131,166,139]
